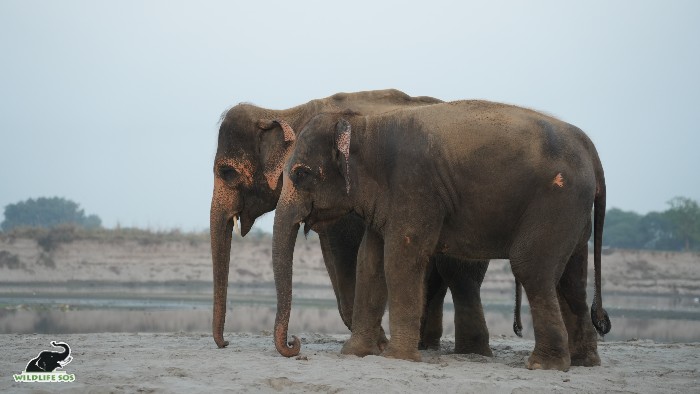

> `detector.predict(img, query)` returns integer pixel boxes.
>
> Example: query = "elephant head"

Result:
[211,105,302,348]
[272,114,359,356]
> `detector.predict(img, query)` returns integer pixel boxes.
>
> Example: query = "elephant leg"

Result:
[419,259,447,350]
[317,214,365,331]
[515,276,570,371]
[318,233,345,324]
[437,258,492,356]
[341,227,387,357]
[507,196,595,371]
[557,236,601,367]
[382,228,440,362]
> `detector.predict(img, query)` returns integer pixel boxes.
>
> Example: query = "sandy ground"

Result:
[1,234,700,392]
[1,333,698,393]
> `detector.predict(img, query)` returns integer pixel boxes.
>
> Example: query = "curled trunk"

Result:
[272,210,301,357]
[51,341,70,360]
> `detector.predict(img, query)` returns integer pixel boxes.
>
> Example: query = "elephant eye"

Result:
[292,166,312,185]
[218,165,238,182]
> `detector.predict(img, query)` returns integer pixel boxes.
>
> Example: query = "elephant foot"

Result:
[384,344,421,362]
[569,331,601,367]
[418,327,442,350]
[418,337,440,351]
[571,350,601,367]
[377,328,389,352]
[454,342,493,357]
[341,334,381,357]
[526,351,571,372]
[454,332,492,356]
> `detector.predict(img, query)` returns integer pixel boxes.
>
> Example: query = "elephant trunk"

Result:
[211,200,234,348]
[51,341,70,359]
[272,205,302,357]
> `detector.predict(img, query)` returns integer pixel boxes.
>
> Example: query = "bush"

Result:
[1,197,102,231]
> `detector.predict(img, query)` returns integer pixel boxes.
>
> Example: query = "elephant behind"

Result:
[211,89,492,356]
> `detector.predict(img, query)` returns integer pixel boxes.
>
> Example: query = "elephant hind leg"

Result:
[509,217,581,369]
[557,237,601,367]
[437,258,492,356]
[515,277,570,371]
[508,188,597,371]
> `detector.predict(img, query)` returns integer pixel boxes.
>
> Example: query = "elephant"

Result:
[211,89,492,355]
[271,100,611,371]
[25,341,72,372]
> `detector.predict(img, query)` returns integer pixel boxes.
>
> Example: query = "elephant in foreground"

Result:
[271,100,611,371]
[211,89,491,355]
[25,341,72,372]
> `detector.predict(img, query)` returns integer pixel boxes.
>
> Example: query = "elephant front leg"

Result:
[382,231,439,362]
[317,215,364,332]
[341,227,387,357]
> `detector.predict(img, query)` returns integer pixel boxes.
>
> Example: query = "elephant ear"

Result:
[257,119,295,142]
[334,118,352,195]
[257,119,296,190]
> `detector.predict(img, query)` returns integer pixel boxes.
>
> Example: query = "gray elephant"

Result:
[25,341,72,372]
[211,89,492,355]
[271,101,610,371]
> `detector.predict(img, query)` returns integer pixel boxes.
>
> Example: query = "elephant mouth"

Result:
[236,212,256,237]
[302,204,350,232]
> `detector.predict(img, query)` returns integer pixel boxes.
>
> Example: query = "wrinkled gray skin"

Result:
[272,100,610,371]
[211,90,491,355]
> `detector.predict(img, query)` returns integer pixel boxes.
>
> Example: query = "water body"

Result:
[1,283,699,343]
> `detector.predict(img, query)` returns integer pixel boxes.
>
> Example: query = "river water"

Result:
[1,283,699,343]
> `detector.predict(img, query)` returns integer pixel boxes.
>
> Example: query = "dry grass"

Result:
[0,225,215,252]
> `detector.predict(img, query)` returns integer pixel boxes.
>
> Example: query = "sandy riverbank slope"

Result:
[2,234,699,296]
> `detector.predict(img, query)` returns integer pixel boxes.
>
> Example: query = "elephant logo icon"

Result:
[13,341,76,383]
[25,341,73,372]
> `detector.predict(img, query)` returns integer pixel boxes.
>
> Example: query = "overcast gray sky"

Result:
[1,1,699,233]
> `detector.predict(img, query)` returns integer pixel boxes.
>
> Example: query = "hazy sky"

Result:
[1,1,699,233]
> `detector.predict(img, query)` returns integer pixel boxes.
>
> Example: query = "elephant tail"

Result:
[513,280,523,337]
[591,161,611,336]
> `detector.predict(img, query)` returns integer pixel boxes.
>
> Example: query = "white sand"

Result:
[2,332,698,393]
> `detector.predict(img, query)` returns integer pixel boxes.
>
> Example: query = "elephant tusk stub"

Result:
[233,215,241,236]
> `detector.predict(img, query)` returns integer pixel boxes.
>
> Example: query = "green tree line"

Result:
[604,197,700,251]
[1,197,101,231]
[2,196,699,251]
